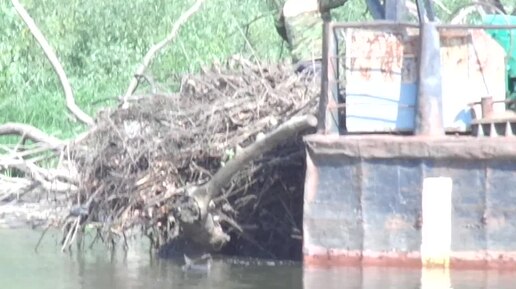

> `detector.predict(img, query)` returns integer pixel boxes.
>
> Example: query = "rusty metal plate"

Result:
[333,26,507,133]
[338,27,418,133]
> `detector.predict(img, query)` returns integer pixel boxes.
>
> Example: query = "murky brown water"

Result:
[0,228,515,289]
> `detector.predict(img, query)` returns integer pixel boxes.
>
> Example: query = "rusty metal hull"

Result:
[302,134,516,270]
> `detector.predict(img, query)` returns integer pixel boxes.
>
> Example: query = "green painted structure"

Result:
[484,14,516,108]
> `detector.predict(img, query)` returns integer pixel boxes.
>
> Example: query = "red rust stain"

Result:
[450,251,516,271]
[303,251,516,271]
[304,254,363,267]
[348,30,408,82]
[304,251,421,268]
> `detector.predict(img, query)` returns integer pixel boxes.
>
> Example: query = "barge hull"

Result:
[302,135,516,270]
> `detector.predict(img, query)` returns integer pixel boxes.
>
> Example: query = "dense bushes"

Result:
[0,0,285,137]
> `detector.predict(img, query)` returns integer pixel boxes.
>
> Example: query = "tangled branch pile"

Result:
[51,56,319,258]
[0,0,322,259]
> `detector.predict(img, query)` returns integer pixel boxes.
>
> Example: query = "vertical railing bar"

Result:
[318,20,331,134]
[328,23,341,134]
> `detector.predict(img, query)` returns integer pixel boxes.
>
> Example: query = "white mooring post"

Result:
[420,177,453,289]
[421,176,452,267]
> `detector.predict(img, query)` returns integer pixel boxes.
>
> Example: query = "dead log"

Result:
[176,114,317,250]
[0,123,64,149]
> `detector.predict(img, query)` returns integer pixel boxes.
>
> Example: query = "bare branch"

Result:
[122,0,206,106]
[175,115,317,250]
[432,0,452,15]
[0,175,34,199]
[11,0,94,126]
[0,159,77,193]
[208,115,315,197]
[192,114,317,218]
[0,123,64,149]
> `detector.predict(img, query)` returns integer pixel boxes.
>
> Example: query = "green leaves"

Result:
[0,0,285,138]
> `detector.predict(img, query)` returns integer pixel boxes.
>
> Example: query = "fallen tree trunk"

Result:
[196,115,317,217]
[0,123,65,149]
[179,114,317,250]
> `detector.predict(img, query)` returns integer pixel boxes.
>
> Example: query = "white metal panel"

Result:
[340,27,507,133]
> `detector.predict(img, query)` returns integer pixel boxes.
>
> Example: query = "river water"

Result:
[1,228,515,289]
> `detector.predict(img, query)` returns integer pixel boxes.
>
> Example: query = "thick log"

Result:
[195,114,317,216]
[0,123,64,149]
[176,115,317,250]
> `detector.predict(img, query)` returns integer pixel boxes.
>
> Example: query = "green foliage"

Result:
[0,0,286,138]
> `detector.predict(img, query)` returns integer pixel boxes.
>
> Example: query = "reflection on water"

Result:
[304,266,515,289]
[0,228,515,289]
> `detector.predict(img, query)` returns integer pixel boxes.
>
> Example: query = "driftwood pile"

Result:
[69,56,319,259]
[1,56,320,260]
[0,0,321,260]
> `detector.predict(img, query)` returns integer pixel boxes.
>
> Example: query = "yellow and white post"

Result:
[420,177,453,289]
